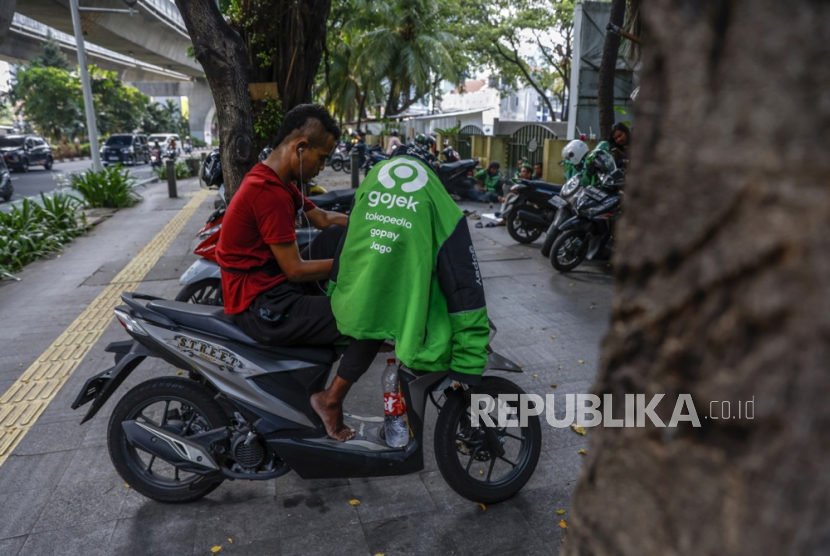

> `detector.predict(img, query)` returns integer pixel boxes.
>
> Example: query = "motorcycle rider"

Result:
[385,130,403,155]
[317,144,490,441]
[216,104,383,442]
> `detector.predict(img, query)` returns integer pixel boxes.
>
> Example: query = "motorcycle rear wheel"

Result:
[176,278,223,306]
[434,377,541,504]
[550,229,587,272]
[108,377,230,503]
[506,205,545,244]
[330,159,343,172]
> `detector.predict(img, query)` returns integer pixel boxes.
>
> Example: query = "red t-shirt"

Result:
[216,163,316,314]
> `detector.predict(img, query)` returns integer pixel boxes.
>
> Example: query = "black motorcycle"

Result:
[72,295,541,504]
[539,172,584,258]
[548,181,622,272]
[436,158,479,200]
[502,179,562,244]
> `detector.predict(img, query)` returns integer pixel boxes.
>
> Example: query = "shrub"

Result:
[154,159,192,180]
[0,194,87,276]
[79,142,91,157]
[69,165,143,208]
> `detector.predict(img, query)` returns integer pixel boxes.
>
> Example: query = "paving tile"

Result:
[511,482,576,546]
[274,485,361,540]
[18,520,115,556]
[0,489,52,540]
[280,526,369,556]
[107,505,201,556]
[32,476,128,533]
[348,474,436,524]
[57,445,120,488]
[273,471,350,496]
[193,496,282,556]
[0,535,27,556]
[11,419,88,457]
[0,451,74,495]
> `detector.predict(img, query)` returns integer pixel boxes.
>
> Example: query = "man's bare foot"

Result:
[310,391,355,441]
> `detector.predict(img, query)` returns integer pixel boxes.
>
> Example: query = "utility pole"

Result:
[69,0,102,171]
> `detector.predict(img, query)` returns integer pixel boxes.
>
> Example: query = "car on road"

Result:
[100,134,150,166]
[0,158,12,202]
[0,134,54,172]
[146,133,182,158]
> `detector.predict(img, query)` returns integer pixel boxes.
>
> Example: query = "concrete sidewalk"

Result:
[0,168,614,555]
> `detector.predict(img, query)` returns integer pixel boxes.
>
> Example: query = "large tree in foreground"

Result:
[176,0,331,200]
[565,0,830,554]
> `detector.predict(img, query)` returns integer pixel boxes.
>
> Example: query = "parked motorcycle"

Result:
[327,142,349,172]
[548,174,623,272]
[502,179,562,244]
[436,158,480,200]
[539,172,583,258]
[71,298,541,504]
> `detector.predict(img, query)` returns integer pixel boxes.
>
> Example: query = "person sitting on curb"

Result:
[472,161,503,203]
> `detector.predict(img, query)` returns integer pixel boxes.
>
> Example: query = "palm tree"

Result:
[349,0,459,117]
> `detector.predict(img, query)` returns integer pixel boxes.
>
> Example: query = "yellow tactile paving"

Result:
[0,189,210,467]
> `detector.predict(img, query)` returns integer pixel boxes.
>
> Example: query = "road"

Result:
[2,159,158,205]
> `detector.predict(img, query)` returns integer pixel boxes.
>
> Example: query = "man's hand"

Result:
[306,207,348,229]
[270,241,332,282]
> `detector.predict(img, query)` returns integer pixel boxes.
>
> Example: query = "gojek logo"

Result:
[367,159,428,212]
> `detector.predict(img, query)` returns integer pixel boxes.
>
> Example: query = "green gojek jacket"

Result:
[328,149,490,383]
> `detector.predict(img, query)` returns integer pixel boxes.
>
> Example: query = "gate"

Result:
[508,124,556,176]
[457,125,484,160]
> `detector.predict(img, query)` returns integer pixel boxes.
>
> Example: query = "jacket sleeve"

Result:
[436,217,490,383]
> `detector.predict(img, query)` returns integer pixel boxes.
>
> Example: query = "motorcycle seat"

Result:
[145,300,340,365]
[308,189,355,205]
[519,180,562,193]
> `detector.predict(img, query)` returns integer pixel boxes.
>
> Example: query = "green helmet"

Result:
[415,133,427,145]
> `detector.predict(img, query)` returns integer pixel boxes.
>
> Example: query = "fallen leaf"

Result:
[578,449,587,455]
[479,469,484,475]
[559,520,568,529]
[478,503,487,512]
[571,424,587,436]
[578,360,584,364]
[349,499,361,506]
[557,509,566,515]
[177,370,183,375]
[375,553,386,556]
[124,483,130,488]
[550,383,557,388]
[211,547,222,554]
[532,374,539,378]
[228,539,233,544]
[550,335,556,340]
[558,365,563,370]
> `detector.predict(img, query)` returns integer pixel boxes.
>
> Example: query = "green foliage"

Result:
[9,64,83,141]
[251,94,283,150]
[434,126,460,135]
[142,99,190,137]
[154,160,193,181]
[0,194,86,275]
[89,67,149,135]
[34,33,70,70]
[69,165,143,208]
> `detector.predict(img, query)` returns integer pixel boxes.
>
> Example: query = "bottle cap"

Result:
[387,358,396,365]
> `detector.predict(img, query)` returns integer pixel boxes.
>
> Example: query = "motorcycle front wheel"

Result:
[434,377,541,504]
[540,227,559,258]
[331,159,343,172]
[550,229,587,272]
[506,205,545,244]
[108,377,230,503]
[176,278,223,306]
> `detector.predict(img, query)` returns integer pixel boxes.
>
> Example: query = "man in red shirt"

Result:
[217,105,384,441]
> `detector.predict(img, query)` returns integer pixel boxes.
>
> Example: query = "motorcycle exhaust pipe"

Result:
[122,420,220,475]
[516,210,548,227]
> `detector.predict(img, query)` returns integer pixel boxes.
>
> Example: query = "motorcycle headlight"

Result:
[197,224,221,241]
[562,174,581,197]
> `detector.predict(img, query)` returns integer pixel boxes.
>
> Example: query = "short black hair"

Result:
[273,104,340,149]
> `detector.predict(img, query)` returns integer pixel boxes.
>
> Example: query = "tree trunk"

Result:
[275,0,332,110]
[175,0,255,202]
[597,0,626,140]
[565,1,830,555]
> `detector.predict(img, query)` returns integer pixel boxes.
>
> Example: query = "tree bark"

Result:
[275,0,332,110]
[175,0,256,202]
[565,1,830,554]
[597,0,626,140]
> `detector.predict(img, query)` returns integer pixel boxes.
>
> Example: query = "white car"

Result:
[147,134,182,158]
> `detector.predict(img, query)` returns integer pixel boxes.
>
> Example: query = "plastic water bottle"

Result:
[382,358,408,447]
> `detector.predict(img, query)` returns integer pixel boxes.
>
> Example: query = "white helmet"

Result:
[562,140,589,165]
